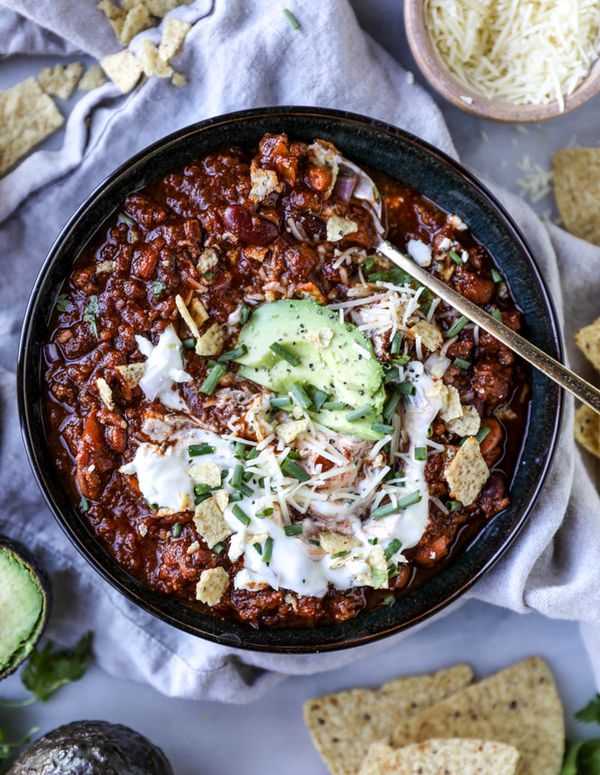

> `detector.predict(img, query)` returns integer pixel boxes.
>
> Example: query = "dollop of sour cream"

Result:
[135,325,192,411]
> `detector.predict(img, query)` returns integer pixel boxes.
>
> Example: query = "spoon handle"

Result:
[378,239,600,414]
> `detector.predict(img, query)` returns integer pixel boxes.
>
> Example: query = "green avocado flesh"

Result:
[236,300,385,440]
[0,548,45,677]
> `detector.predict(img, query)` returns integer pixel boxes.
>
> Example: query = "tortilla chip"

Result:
[327,215,358,242]
[120,3,153,45]
[391,657,564,775]
[189,460,221,488]
[249,165,282,204]
[553,149,600,246]
[194,497,231,550]
[139,39,174,78]
[0,77,64,176]
[145,0,193,16]
[116,361,146,386]
[303,665,474,775]
[195,323,225,356]
[171,72,188,87]
[97,0,126,37]
[78,64,108,92]
[100,50,143,94]
[574,404,600,459]
[359,739,519,775]
[409,320,443,352]
[575,317,600,373]
[195,566,229,606]
[444,436,489,506]
[158,17,191,62]
[440,385,463,423]
[96,377,114,410]
[38,62,84,99]
[446,405,481,437]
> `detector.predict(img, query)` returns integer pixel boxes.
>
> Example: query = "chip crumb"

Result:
[574,404,600,459]
[319,532,361,556]
[100,50,143,94]
[276,419,309,444]
[139,38,173,78]
[175,293,201,340]
[440,385,463,423]
[171,72,188,87]
[249,165,282,204]
[198,247,219,273]
[119,3,153,45]
[78,64,108,92]
[409,319,443,353]
[575,317,600,373]
[116,361,146,386]
[97,0,126,37]
[96,377,115,410]
[327,215,358,242]
[189,460,221,488]
[145,0,192,16]
[158,17,191,62]
[38,62,84,100]
[0,77,64,176]
[196,566,229,605]
[195,323,225,356]
[444,436,489,506]
[446,405,481,437]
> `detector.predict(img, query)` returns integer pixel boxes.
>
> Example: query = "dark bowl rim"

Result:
[17,105,563,653]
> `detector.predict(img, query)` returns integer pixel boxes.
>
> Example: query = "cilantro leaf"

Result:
[576,694,600,726]
[21,632,93,703]
[55,294,71,313]
[83,296,99,337]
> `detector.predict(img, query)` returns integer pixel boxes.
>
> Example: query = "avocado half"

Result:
[0,536,50,680]
[7,721,174,775]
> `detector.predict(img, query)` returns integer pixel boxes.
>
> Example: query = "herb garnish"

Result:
[83,295,99,337]
[56,293,71,312]
[152,281,165,296]
[283,8,301,30]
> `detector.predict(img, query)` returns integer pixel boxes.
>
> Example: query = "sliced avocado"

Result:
[236,300,385,440]
[0,537,50,680]
[8,721,173,775]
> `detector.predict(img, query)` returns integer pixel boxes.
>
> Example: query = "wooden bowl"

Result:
[404,0,600,123]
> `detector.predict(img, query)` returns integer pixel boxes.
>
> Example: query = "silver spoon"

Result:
[338,157,600,414]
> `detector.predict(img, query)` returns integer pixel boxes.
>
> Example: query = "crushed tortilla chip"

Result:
[158,17,191,62]
[194,497,232,549]
[139,39,173,78]
[0,77,64,176]
[249,165,282,204]
[145,0,192,16]
[175,294,201,340]
[574,404,600,459]
[446,404,481,437]
[38,62,84,100]
[195,323,225,356]
[359,739,519,775]
[189,460,221,488]
[319,532,360,556]
[196,566,229,606]
[78,64,108,92]
[116,361,146,386]
[198,247,219,273]
[444,436,489,506]
[575,317,600,373]
[553,148,600,246]
[276,419,309,444]
[100,50,143,94]
[189,297,208,327]
[409,320,443,352]
[120,3,152,44]
[171,72,188,87]
[97,0,126,37]
[303,665,474,775]
[96,377,114,410]
[440,385,463,423]
[391,657,564,775]
[327,215,358,242]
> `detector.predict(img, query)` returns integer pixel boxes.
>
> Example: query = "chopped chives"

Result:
[188,443,215,457]
[449,249,463,265]
[290,383,312,409]
[262,536,274,564]
[447,315,468,338]
[253,542,262,555]
[414,447,427,461]
[281,458,310,482]
[322,400,346,410]
[80,496,90,512]
[383,594,395,606]
[257,507,274,518]
[384,538,402,561]
[194,483,214,496]
[368,537,378,545]
[388,563,399,578]
[270,396,293,409]
[56,293,71,312]
[204,271,215,281]
[371,422,394,434]
[152,281,165,296]
[371,490,422,519]
[331,550,351,560]
[118,213,135,226]
[287,449,301,460]
[230,464,244,488]
[398,382,416,396]
[390,332,402,355]
[398,490,422,509]
[310,387,329,411]
[491,307,503,322]
[453,357,471,370]
[195,492,211,505]
[239,305,250,325]
[218,344,247,362]
[199,363,227,395]
[284,524,303,536]
[234,441,246,459]
[229,491,243,502]
[171,523,182,538]
[182,337,196,349]
[270,342,300,366]
[394,353,411,365]
[446,500,462,512]
[283,7,301,29]
[246,448,260,461]
[362,256,375,273]
[239,483,254,497]
[491,268,502,283]
[232,504,250,526]
[242,470,253,481]
[371,502,399,520]
[383,389,403,421]
[476,425,491,443]
[213,542,224,554]
[346,404,371,422]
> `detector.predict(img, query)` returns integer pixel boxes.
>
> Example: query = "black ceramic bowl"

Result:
[18,107,562,653]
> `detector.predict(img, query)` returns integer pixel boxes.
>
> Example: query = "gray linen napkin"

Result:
[0,0,598,701]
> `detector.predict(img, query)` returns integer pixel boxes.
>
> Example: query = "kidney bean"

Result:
[223,205,279,245]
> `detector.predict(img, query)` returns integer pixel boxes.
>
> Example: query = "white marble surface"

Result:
[1,2,599,771]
